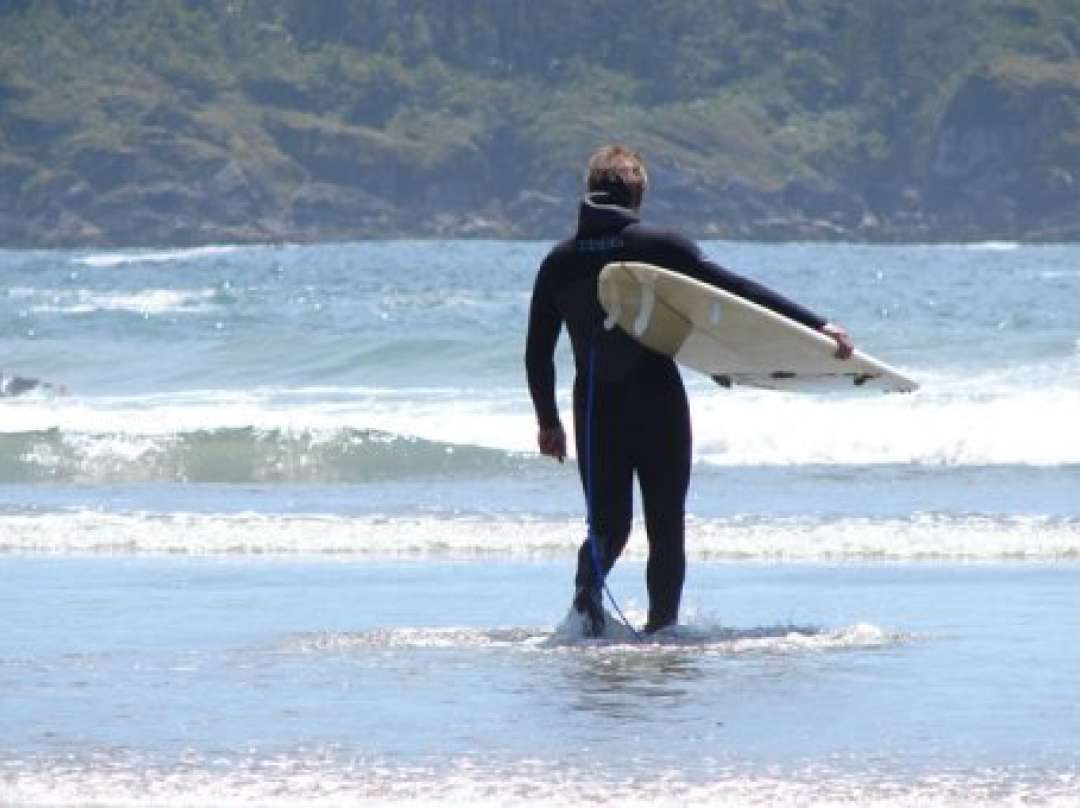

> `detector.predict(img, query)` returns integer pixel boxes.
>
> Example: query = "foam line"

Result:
[3,510,1079,560]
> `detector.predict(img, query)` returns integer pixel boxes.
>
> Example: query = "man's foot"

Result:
[572,586,605,638]
[642,616,676,635]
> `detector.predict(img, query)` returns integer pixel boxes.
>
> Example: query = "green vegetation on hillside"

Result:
[1,0,1078,245]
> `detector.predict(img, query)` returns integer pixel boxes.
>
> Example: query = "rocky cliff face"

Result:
[924,58,1080,240]
[1,2,1078,246]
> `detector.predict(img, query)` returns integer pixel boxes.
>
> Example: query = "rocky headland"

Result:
[2,1,1078,247]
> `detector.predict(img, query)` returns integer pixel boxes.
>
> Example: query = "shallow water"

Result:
[3,557,1078,805]
[3,241,1080,804]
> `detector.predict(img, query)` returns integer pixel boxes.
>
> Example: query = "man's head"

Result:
[586,145,648,210]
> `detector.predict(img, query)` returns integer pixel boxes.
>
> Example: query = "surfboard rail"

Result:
[598,261,918,393]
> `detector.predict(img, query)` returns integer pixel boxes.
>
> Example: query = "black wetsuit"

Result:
[525,192,827,628]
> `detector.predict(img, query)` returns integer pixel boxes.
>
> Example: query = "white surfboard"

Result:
[598,261,918,393]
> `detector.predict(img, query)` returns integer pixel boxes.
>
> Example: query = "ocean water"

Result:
[2,240,1079,806]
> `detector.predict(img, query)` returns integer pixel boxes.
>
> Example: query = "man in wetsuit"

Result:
[524,145,853,637]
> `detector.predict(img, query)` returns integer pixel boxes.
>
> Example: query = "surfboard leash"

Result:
[585,341,642,642]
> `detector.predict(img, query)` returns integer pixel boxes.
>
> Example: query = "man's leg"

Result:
[636,383,691,632]
[572,386,633,634]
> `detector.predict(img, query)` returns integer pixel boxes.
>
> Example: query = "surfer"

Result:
[525,145,852,637]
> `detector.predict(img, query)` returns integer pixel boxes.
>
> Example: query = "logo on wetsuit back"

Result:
[575,237,624,253]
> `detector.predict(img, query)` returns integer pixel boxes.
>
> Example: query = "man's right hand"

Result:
[537,425,567,463]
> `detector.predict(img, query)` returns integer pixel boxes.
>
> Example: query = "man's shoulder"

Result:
[539,236,576,263]
[535,236,581,279]
[622,222,702,263]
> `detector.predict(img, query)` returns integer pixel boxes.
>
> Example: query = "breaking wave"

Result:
[0,427,527,484]
[71,244,241,268]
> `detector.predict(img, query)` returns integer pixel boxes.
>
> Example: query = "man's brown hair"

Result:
[586,145,648,209]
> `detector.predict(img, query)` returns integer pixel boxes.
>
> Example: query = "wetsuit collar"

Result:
[576,191,639,237]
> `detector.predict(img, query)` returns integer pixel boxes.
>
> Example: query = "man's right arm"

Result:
[524,262,563,431]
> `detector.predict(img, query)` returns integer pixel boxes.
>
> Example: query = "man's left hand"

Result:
[821,322,854,359]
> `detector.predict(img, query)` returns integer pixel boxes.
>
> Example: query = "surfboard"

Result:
[598,261,918,393]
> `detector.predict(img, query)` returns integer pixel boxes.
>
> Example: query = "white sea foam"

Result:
[690,380,1080,467]
[0,387,530,440]
[282,621,904,654]
[2,759,1076,807]
[958,241,1022,251]
[2,358,1080,469]
[29,288,221,314]
[72,244,240,267]
[3,510,1078,560]
[345,374,1080,468]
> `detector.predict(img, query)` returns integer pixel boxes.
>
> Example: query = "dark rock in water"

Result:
[0,374,66,397]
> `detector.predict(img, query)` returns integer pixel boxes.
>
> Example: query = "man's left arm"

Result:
[674,237,854,358]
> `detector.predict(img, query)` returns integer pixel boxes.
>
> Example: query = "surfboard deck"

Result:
[598,261,918,393]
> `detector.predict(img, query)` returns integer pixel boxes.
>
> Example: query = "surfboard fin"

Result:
[603,304,621,331]
[633,283,655,337]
